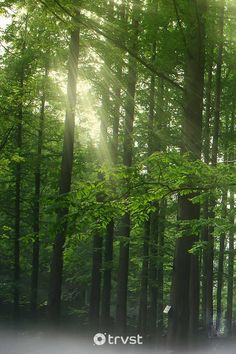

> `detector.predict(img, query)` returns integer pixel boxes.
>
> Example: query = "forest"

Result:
[0,0,235,353]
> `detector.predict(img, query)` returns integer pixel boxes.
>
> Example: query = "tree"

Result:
[116,0,140,333]
[48,13,80,323]
[30,66,48,316]
[168,0,207,347]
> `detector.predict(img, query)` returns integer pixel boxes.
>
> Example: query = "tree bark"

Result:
[226,190,234,336]
[89,229,103,329]
[149,207,159,336]
[216,113,230,332]
[225,112,235,336]
[13,25,27,317]
[48,20,80,323]
[138,220,150,336]
[216,193,227,332]
[30,67,48,317]
[201,45,213,329]
[89,86,110,329]
[157,200,166,334]
[101,219,114,329]
[101,5,124,329]
[203,2,225,335]
[14,72,24,321]
[168,0,206,347]
[115,1,139,333]
[138,41,156,337]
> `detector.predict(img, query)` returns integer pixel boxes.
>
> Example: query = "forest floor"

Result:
[0,329,235,354]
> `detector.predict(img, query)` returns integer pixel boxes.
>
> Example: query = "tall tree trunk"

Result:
[14,72,24,320]
[13,21,28,316]
[204,2,225,335]
[149,206,159,336]
[201,44,213,328]
[157,200,166,334]
[225,112,235,336]
[89,86,109,329]
[226,190,235,336]
[116,1,139,333]
[216,113,230,332]
[30,67,48,317]
[101,4,125,329]
[48,20,80,323]
[138,42,156,337]
[88,229,103,329]
[168,0,206,347]
[138,220,150,336]
[216,192,227,332]
[101,219,114,329]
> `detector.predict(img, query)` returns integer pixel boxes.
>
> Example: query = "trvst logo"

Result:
[93,333,143,346]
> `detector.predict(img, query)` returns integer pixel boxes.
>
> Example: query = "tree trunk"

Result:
[216,193,227,332]
[48,20,80,323]
[138,41,156,337]
[101,219,114,329]
[30,67,48,317]
[138,220,150,336]
[201,45,213,329]
[226,190,235,336]
[203,2,225,335]
[202,40,214,326]
[89,85,111,328]
[216,113,230,332]
[89,229,103,329]
[157,200,166,334]
[115,1,139,333]
[168,0,206,347]
[149,207,159,336]
[14,73,24,320]
[211,2,225,167]
[225,112,235,336]
[101,6,124,329]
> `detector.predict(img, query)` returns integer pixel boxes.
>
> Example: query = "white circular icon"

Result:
[93,333,106,346]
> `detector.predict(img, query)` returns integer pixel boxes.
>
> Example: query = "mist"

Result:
[0,329,236,354]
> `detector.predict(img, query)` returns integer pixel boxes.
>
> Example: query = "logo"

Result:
[93,333,143,346]
[93,333,106,346]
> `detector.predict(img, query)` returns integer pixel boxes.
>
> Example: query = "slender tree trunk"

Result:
[30,67,48,317]
[100,108,119,329]
[226,190,234,336]
[89,229,103,329]
[13,15,29,320]
[149,207,159,336]
[100,1,127,327]
[89,87,109,329]
[157,200,166,334]
[216,114,230,332]
[211,2,225,167]
[216,193,227,332]
[203,45,213,165]
[225,112,235,336]
[168,0,206,347]
[203,3,225,335]
[101,4,125,329]
[201,44,213,327]
[116,2,139,332]
[48,20,80,323]
[14,73,24,320]
[138,42,156,337]
[138,220,150,336]
[101,219,114,329]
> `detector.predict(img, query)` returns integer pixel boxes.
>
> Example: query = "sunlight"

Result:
[0,15,11,55]
[76,78,101,143]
